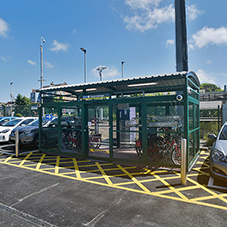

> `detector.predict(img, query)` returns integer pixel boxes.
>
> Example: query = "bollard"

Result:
[181,138,187,185]
[15,130,19,157]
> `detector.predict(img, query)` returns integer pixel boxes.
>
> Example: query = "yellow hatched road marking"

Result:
[1,150,227,211]
[19,153,33,166]
[96,162,113,185]
[2,155,227,210]
[3,155,13,163]
[191,193,227,202]
[117,164,151,193]
[155,185,200,195]
[148,169,189,200]
[191,168,210,176]
[175,172,227,204]
[36,154,46,170]
[73,158,81,179]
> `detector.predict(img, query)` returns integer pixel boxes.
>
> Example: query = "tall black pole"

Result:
[175,0,188,72]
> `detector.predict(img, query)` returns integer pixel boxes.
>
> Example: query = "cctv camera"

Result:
[176,94,183,101]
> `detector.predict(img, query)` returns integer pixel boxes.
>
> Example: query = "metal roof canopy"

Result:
[38,71,200,98]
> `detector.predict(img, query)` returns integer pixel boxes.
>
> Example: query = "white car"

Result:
[0,117,37,143]
[209,121,227,181]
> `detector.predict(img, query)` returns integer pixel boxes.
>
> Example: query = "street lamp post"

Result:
[80,47,87,83]
[40,36,46,89]
[121,61,125,78]
[96,66,106,81]
[10,82,13,116]
[39,37,45,117]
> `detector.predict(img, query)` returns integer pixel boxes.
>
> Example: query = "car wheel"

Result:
[33,135,46,148]
[33,135,39,148]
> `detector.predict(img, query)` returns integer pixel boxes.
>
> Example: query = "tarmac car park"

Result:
[0,117,37,143]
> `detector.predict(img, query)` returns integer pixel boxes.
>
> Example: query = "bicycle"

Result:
[89,129,102,148]
[62,124,82,152]
[135,129,181,165]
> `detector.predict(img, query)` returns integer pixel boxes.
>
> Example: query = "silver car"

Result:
[209,121,227,181]
[9,117,54,148]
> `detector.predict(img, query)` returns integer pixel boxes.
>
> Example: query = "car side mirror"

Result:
[208,134,217,140]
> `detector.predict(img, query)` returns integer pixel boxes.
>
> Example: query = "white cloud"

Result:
[123,1,201,32]
[190,26,227,49]
[205,60,212,64]
[166,39,174,47]
[187,4,204,21]
[1,56,6,62]
[124,4,174,32]
[50,40,70,52]
[27,60,36,66]
[92,66,120,79]
[125,0,162,10]
[196,69,216,84]
[0,18,9,37]
[44,61,54,68]
[1,56,12,62]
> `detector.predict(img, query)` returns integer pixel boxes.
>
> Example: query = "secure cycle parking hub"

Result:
[38,71,200,171]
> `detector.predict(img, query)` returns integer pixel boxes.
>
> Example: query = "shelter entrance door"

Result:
[87,105,109,159]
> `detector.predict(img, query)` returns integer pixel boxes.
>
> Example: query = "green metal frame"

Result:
[39,72,200,170]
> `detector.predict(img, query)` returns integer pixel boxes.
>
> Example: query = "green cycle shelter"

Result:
[38,71,200,171]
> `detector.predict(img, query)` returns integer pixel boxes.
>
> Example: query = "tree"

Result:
[15,94,30,106]
[14,94,31,116]
[200,83,222,92]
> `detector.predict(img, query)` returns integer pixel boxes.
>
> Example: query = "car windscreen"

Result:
[3,119,22,127]
[30,118,48,126]
[219,125,227,140]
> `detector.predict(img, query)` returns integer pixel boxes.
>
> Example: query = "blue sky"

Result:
[1,0,227,103]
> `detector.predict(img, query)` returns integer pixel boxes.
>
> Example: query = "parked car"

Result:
[0,117,17,126]
[0,117,37,143]
[41,116,81,148]
[9,117,56,148]
[208,121,227,181]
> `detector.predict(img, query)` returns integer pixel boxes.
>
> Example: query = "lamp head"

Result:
[80,47,86,53]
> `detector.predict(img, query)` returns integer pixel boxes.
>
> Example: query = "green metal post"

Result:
[109,103,113,161]
[82,104,88,159]
[57,107,62,153]
[139,104,142,141]
[38,105,42,150]
[142,100,147,163]
[183,80,189,171]
[116,107,120,148]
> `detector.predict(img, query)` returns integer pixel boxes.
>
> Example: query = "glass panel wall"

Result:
[146,100,184,166]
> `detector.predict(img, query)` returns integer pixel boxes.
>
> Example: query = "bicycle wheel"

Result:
[136,147,143,160]
[61,132,70,149]
[171,146,181,165]
[147,145,157,162]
